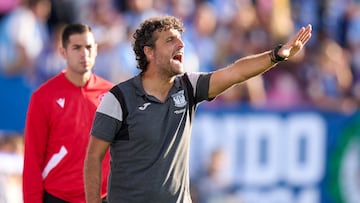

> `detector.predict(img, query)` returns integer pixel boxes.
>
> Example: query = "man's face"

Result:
[151,28,185,76]
[61,32,97,75]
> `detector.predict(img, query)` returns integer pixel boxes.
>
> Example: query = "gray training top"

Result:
[91,72,212,203]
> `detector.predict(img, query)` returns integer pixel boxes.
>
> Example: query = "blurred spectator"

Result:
[211,0,243,25]
[0,133,24,203]
[269,0,294,42]
[168,0,196,24]
[253,0,295,44]
[343,2,360,106]
[291,0,321,45]
[209,4,267,108]
[0,0,20,20]
[186,2,218,72]
[122,0,160,28]
[110,27,140,82]
[0,0,51,132]
[84,0,127,82]
[322,0,352,45]
[0,0,51,77]
[194,148,236,203]
[33,23,66,86]
[47,0,82,33]
[305,34,355,113]
[265,63,308,109]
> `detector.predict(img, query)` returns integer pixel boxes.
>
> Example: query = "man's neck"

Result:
[141,71,175,102]
[65,70,91,87]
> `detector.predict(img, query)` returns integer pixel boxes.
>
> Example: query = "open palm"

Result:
[278,24,312,59]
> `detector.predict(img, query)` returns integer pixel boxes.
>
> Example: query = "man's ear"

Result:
[93,43,98,56]
[59,46,66,58]
[144,46,153,61]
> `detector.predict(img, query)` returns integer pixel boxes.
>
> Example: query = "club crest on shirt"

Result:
[97,93,106,102]
[171,90,187,107]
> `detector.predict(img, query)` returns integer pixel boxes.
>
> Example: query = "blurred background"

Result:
[0,0,360,202]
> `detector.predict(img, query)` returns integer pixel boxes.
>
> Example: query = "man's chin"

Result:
[174,69,184,76]
[78,67,93,75]
[82,65,93,71]
[174,64,184,73]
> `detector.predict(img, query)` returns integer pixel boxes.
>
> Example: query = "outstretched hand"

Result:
[278,24,312,59]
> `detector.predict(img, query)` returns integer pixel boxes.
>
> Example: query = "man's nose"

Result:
[177,38,185,49]
[80,47,90,56]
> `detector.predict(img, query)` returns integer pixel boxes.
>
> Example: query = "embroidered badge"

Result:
[171,90,187,107]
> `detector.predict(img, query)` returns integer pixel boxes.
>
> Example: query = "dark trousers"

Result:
[43,191,108,203]
[43,191,68,203]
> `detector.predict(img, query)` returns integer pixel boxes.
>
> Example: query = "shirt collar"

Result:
[132,73,185,98]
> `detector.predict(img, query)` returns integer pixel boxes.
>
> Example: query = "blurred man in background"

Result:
[23,23,112,203]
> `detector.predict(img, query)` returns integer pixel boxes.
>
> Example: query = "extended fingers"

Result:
[286,25,311,47]
[298,24,312,43]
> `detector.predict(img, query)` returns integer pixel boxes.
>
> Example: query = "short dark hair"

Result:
[132,15,185,72]
[62,23,93,48]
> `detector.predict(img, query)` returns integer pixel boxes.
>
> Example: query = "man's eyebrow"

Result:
[70,42,95,48]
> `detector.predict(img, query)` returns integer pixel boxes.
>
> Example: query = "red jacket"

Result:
[23,71,113,203]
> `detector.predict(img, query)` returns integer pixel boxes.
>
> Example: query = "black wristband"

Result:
[269,44,288,63]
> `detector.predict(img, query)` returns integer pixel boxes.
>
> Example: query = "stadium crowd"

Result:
[0,0,359,202]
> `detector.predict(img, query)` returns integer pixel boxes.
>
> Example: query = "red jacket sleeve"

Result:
[22,92,49,203]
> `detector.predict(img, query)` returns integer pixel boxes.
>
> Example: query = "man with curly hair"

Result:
[84,15,312,203]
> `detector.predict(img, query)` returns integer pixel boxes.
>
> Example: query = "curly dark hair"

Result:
[132,15,185,72]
